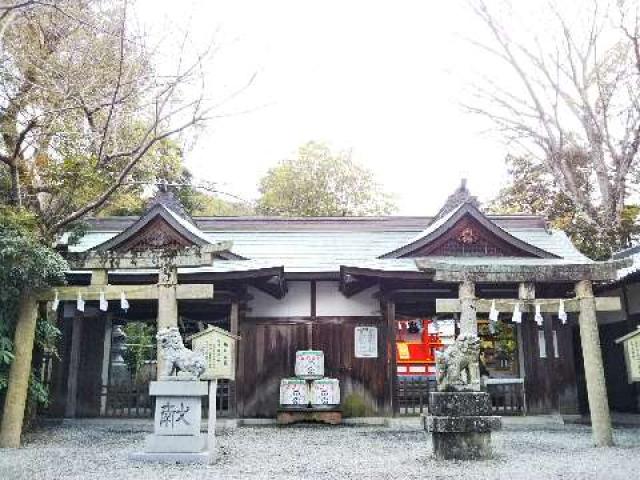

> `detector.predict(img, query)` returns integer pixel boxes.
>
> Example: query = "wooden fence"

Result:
[396,377,526,416]
[484,378,526,415]
[102,380,234,418]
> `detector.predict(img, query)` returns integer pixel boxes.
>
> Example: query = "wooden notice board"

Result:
[615,327,640,383]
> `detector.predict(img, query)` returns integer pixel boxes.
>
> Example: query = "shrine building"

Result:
[43,181,627,424]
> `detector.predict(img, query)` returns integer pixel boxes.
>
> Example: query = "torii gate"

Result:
[416,258,630,448]
[0,242,229,448]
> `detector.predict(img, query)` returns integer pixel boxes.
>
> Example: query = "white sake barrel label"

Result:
[310,378,340,407]
[295,350,324,379]
[279,378,309,406]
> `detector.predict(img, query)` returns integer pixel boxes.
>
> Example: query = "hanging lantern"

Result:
[51,289,60,311]
[76,291,85,312]
[534,303,544,327]
[489,300,499,323]
[558,299,568,325]
[512,303,522,324]
[99,290,108,312]
[120,291,129,312]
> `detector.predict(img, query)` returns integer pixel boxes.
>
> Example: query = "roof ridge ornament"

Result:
[146,180,194,224]
[432,178,480,223]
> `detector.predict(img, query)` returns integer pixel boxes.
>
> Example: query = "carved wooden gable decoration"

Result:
[92,204,212,253]
[113,215,197,252]
[380,202,559,259]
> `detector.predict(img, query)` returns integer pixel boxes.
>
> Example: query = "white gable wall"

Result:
[246,282,311,317]
[246,281,379,318]
[316,282,379,317]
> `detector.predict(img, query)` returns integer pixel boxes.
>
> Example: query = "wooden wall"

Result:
[76,316,107,417]
[236,316,389,418]
[48,314,106,417]
[599,322,639,412]
[520,314,579,414]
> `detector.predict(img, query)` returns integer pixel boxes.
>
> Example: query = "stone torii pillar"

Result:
[459,280,477,337]
[0,292,39,448]
[417,257,630,448]
[576,279,613,447]
[157,265,179,376]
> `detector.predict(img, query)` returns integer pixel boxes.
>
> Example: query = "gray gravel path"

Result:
[0,421,639,479]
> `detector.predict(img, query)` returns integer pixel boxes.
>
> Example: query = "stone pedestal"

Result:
[424,392,501,460]
[129,380,209,464]
[277,408,342,425]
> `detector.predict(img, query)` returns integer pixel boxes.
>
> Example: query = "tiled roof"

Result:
[63,215,590,274]
[612,245,640,280]
[380,201,561,259]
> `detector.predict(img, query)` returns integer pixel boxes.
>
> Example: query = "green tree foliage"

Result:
[122,322,155,385]
[98,138,254,217]
[257,141,396,216]
[0,207,67,413]
[489,155,640,260]
[189,192,254,217]
[0,1,210,237]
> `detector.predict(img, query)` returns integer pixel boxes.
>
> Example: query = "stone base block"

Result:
[432,432,492,460]
[423,415,502,433]
[129,451,210,464]
[277,409,342,425]
[428,392,491,416]
[144,434,207,453]
[149,381,208,396]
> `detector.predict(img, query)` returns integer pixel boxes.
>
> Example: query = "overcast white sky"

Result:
[134,0,546,215]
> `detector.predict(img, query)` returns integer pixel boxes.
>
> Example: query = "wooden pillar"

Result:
[99,314,113,416]
[385,300,398,416]
[230,301,239,417]
[576,279,613,447]
[459,280,477,336]
[157,266,178,377]
[0,292,39,448]
[235,303,245,418]
[230,302,239,337]
[65,312,84,418]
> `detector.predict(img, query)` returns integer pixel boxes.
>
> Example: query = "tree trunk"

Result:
[8,162,21,206]
[0,293,38,448]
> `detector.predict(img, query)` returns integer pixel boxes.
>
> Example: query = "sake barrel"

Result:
[279,378,309,408]
[310,378,340,408]
[294,350,324,379]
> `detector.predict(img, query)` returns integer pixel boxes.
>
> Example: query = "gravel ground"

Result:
[0,421,639,480]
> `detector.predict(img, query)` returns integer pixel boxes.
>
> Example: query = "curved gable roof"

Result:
[379,201,561,259]
[90,203,247,261]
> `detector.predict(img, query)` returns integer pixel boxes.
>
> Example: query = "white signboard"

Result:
[190,326,238,380]
[355,326,378,358]
[616,328,640,383]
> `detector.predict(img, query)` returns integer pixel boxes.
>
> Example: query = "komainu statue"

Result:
[157,327,206,380]
[436,334,481,392]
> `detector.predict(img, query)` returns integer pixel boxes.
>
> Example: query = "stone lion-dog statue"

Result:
[436,334,481,392]
[157,327,206,380]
